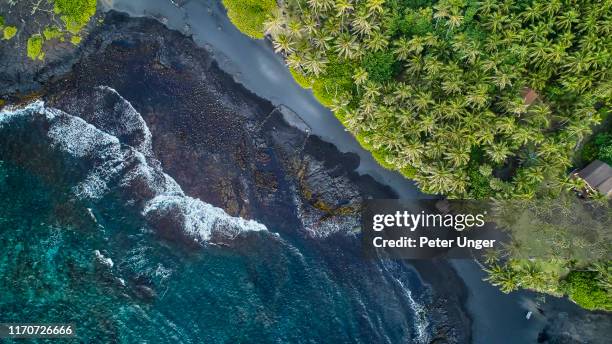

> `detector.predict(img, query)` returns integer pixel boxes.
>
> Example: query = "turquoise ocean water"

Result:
[0,103,430,343]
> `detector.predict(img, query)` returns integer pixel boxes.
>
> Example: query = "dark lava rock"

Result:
[0,1,101,96]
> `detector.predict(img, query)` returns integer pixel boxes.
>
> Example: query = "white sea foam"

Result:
[379,259,431,343]
[94,250,114,268]
[143,194,266,242]
[1,99,267,243]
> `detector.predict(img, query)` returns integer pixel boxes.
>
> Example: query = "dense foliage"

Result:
[581,129,612,165]
[561,270,612,311]
[484,192,611,310]
[217,0,612,309]
[263,0,611,198]
[222,0,277,39]
[54,0,97,34]
[27,34,44,60]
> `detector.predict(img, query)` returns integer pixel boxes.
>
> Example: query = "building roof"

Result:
[577,160,612,197]
[521,87,539,105]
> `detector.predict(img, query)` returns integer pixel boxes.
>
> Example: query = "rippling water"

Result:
[0,100,431,343]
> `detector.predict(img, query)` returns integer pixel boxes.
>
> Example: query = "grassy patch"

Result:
[289,67,313,89]
[70,35,82,45]
[221,0,276,39]
[43,26,64,41]
[3,26,17,40]
[27,34,44,60]
[54,0,97,34]
[561,271,612,311]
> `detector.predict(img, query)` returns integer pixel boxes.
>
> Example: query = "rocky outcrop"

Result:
[0,1,101,96]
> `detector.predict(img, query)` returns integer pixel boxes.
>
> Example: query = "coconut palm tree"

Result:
[308,0,334,15]
[478,0,499,16]
[486,142,511,164]
[365,0,385,15]
[263,10,286,37]
[393,37,411,61]
[351,10,375,36]
[273,34,295,54]
[303,53,328,76]
[366,31,389,52]
[485,264,520,293]
[335,32,359,59]
[334,0,354,17]
[352,67,369,86]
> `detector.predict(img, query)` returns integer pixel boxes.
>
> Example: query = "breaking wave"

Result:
[0,90,266,243]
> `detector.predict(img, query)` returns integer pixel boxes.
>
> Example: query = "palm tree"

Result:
[335,32,359,59]
[287,20,303,39]
[308,0,334,15]
[400,140,424,164]
[484,11,508,33]
[352,67,369,86]
[486,142,511,164]
[366,31,388,52]
[301,16,319,35]
[392,83,412,102]
[263,10,286,37]
[393,37,411,61]
[557,9,579,31]
[286,53,305,70]
[485,264,520,293]
[413,91,434,112]
[303,53,328,76]
[273,34,295,54]
[362,82,381,99]
[542,0,562,16]
[521,4,541,23]
[312,30,334,52]
[446,12,464,32]
[423,163,461,194]
[466,85,489,109]
[511,127,533,146]
[418,114,436,135]
[365,0,385,15]
[483,249,500,265]
[478,0,498,16]
[432,2,450,23]
[351,10,375,36]
[495,117,516,134]
[334,0,354,17]
[444,146,470,167]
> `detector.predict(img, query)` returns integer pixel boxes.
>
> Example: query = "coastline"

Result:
[38,12,470,341]
[1,0,610,342]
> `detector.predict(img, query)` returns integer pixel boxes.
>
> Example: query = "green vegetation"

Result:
[43,26,65,41]
[581,130,612,165]
[486,192,611,310]
[54,0,97,34]
[27,34,44,61]
[3,26,17,40]
[260,0,610,198]
[221,0,276,39]
[1,0,98,60]
[290,67,314,89]
[70,35,82,45]
[221,0,612,310]
[561,270,612,311]
[0,14,17,40]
